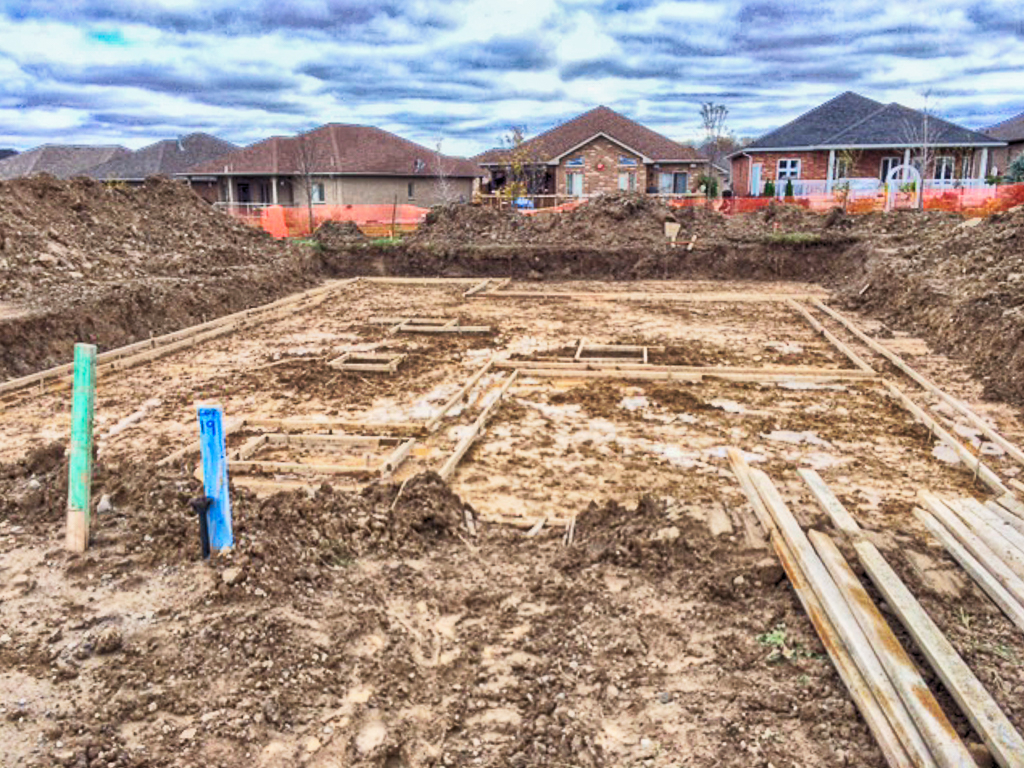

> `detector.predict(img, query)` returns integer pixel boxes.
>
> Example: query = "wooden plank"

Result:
[947,499,1024,581]
[398,325,492,334]
[476,514,570,529]
[1009,479,1024,496]
[494,359,878,378]
[995,493,1024,523]
[197,404,233,552]
[156,418,246,467]
[918,491,1024,608]
[232,434,269,461]
[463,279,490,297]
[725,451,916,768]
[425,358,495,432]
[438,371,519,481]
[229,460,376,478]
[516,367,876,384]
[475,290,830,303]
[363,277,484,284]
[798,468,862,536]
[65,344,97,553]
[915,507,1024,634]
[381,438,416,476]
[751,469,941,768]
[815,300,1024,469]
[574,338,586,361]
[853,538,1024,768]
[887,382,1009,496]
[811,530,974,768]
[787,300,876,373]
[241,417,426,435]
[986,501,1024,536]
[263,433,400,448]
[959,498,1024,561]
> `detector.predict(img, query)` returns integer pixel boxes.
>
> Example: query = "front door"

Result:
[751,163,762,196]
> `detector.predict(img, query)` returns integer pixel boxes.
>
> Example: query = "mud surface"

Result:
[3,279,1024,767]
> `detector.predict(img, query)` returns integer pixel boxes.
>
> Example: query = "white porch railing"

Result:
[766,177,992,199]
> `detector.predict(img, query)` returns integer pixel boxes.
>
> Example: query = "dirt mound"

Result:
[313,219,365,248]
[0,441,71,526]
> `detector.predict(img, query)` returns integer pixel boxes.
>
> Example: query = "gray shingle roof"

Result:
[983,110,1024,143]
[0,149,16,161]
[0,144,129,180]
[88,133,237,181]
[743,91,1003,151]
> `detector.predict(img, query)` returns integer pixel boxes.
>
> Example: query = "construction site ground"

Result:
[3,277,1024,768]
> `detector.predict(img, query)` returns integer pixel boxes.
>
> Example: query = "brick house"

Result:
[179,124,482,208]
[729,92,1005,197]
[982,110,1024,177]
[475,106,711,198]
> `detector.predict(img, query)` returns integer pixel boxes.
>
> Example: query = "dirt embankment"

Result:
[0,175,327,378]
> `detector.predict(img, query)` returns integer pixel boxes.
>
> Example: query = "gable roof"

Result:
[183,124,482,178]
[739,91,1003,153]
[983,110,1024,143]
[475,106,700,165]
[88,133,237,181]
[0,144,129,180]
[0,149,16,161]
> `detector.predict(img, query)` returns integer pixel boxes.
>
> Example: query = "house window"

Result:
[618,171,636,191]
[659,172,688,194]
[566,171,584,196]
[311,183,325,204]
[880,156,902,181]
[618,156,638,167]
[835,157,852,179]
[777,158,801,179]
[934,156,955,180]
[408,181,415,198]
[565,156,584,167]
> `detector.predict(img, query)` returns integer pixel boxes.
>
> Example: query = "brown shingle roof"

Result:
[88,133,237,181]
[0,144,129,180]
[475,106,700,165]
[184,124,482,178]
[984,110,1024,143]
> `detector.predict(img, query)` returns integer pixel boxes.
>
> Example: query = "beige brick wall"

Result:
[555,137,644,196]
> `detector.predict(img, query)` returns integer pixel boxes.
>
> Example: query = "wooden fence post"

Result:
[65,344,97,552]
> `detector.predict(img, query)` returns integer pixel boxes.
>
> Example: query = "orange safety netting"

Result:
[254,204,431,238]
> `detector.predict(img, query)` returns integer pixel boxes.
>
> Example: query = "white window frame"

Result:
[311,182,325,204]
[880,156,901,181]
[618,156,638,167]
[835,157,852,179]
[618,171,636,191]
[565,156,584,168]
[934,156,955,181]
[776,158,801,180]
[566,171,584,196]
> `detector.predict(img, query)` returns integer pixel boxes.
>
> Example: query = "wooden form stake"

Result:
[814,300,1024,468]
[438,371,519,481]
[726,450,915,768]
[886,382,1009,496]
[65,343,97,553]
[786,300,876,373]
[947,499,1024,580]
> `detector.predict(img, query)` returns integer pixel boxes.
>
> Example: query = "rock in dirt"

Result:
[94,626,123,654]
[221,566,245,586]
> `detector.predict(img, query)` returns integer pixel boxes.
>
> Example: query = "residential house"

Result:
[0,144,129,181]
[475,106,711,199]
[981,110,1024,177]
[729,92,1005,197]
[179,124,482,208]
[87,133,237,200]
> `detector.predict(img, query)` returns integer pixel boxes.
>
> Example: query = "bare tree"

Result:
[699,102,729,197]
[434,138,457,205]
[295,131,327,235]
[899,90,937,209]
[501,126,545,201]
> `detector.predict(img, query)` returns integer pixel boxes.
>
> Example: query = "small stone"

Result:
[253,587,267,597]
[179,727,197,741]
[733,575,746,586]
[95,627,123,654]
[0,633,11,645]
[221,567,244,586]
[96,495,112,514]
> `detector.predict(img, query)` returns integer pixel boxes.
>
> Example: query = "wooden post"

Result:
[65,344,97,553]
[197,404,233,553]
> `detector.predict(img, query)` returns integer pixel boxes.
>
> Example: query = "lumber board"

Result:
[725,451,916,768]
[474,290,830,303]
[996,493,1024,522]
[959,498,1024,561]
[750,469,940,768]
[363,277,484,284]
[476,514,570,529]
[425,358,496,431]
[397,325,492,334]
[947,499,1024,581]
[496,359,878,378]
[815,300,1024,468]
[515,367,876,384]
[381,438,416,476]
[156,418,246,467]
[811,531,974,768]
[786,300,876,373]
[241,418,426,435]
[463,279,490,297]
[438,371,518,481]
[886,382,1009,496]
[263,433,401,448]
[986,501,1024,536]
[853,538,1024,768]
[917,491,1024,609]
[229,460,376,478]
[232,434,269,461]
[915,507,1024,634]
[798,468,862,536]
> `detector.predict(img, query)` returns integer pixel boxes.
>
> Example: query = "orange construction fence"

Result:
[247,203,431,239]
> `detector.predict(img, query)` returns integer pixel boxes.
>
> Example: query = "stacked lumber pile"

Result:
[728,449,1024,768]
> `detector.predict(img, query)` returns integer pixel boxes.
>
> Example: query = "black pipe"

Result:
[189,496,214,560]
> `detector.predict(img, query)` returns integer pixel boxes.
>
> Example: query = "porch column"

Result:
[226,177,234,205]
[271,175,279,205]
[826,149,836,194]
[978,148,989,180]
[902,148,911,181]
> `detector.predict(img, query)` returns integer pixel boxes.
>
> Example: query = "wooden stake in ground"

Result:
[65,343,97,553]
[197,404,233,553]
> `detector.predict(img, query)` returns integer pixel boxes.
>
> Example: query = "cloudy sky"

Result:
[1,0,1023,156]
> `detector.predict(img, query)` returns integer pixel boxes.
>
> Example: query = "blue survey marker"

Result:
[196,404,233,552]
